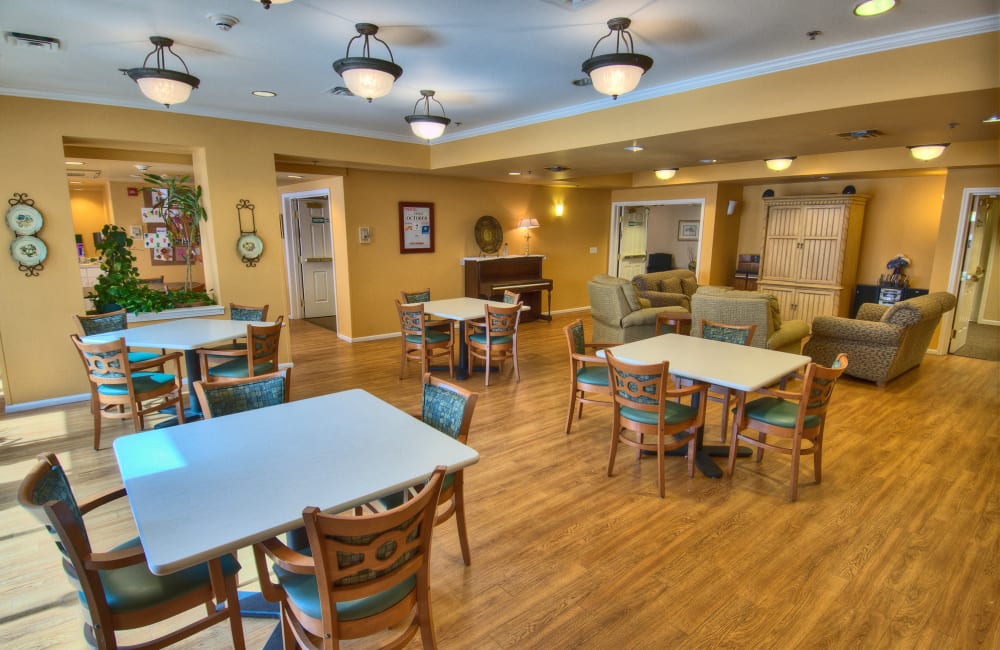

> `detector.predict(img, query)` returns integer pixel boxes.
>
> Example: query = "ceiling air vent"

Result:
[327,86,355,97]
[545,165,570,172]
[4,32,61,50]
[67,169,102,179]
[835,129,884,140]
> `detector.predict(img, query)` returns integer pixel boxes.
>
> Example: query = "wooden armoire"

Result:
[756,194,869,325]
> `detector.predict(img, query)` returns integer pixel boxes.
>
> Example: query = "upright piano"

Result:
[463,255,553,322]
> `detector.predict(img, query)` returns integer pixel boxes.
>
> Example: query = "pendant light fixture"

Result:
[256,0,293,8]
[123,36,200,108]
[654,168,678,180]
[332,23,403,102]
[581,17,653,99]
[764,157,796,172]
[405,90,451,140]
[907,143,949,161]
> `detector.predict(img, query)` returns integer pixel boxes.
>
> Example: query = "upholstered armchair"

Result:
[690,286,810,354]
[803,291,956,386]
[631,269,698,310]
[587,274,688,343]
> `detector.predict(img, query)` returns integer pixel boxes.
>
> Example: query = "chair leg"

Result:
[454,478,471,566]
[564,386,578,434]
[686,433,696,478]
[727,428,740,477]
[656,434,665,498]
[512,344,520,383]
[814,429,824,484]
[789,436,802,502]
[92,402,103,451]
[756,434,766,462]
[484,349,491,386]
[400,342,407,379]
[416,573,438,649]
[607,416,620,477]
[720,390,730,443]
[222,566,246,649]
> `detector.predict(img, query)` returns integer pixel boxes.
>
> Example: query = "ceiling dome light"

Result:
[654,168,678,180]
[123,36,200,108]
[256,0,293,9]
[404,90,451,141]
[853,0,897,17]
[908,143,949,161]
[332,23,402,102]
[765,157,796,172]
[581,17,653,100]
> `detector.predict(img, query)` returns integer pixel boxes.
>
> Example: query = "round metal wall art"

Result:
[6,193,46,276]
[474,215,503,254]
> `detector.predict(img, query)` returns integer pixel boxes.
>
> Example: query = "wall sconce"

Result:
[122,36,200,107]
[907,143,949,161]
[518,217,540,255]
[581,17,653,99]
[554,202,564,217]
[332,23,403,102]
[654,168,677,180]
[764,157,796,172]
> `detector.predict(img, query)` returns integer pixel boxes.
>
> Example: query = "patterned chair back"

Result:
[397,301,428,339]
[74,308,128,336]
[230,303,269,321]
[400,288,431,304]
[700,319,756,346]
[193,370,291,418]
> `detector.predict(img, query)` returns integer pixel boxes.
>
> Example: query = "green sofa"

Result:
[587,274,688,343]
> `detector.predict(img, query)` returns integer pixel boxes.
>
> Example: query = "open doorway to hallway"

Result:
[281,190,337,333]
[948,190,999,362]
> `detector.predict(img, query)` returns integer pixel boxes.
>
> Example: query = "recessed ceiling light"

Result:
[252,90,277,98]
[508,171,522,176]
[624,144,644,152]
[984,115,1000,123]
[853,0,897,17]
[287,174,303,179]
[765,157,796,171]
[654,168,678,180]
[699,159,718,164]
[65,161,84,165]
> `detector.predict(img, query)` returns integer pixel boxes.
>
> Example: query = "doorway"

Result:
[948,190,999,360]
[609,200,705,278]
[281,191,336,327]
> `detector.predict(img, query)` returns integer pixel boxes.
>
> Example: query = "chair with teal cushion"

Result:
[74,308,163,365]
[605,349,708,498]
[17,453,245,650]
[70,334,186,450]
[397,300,454,379]
[728,353,849,501]
[192,369,292,419]
[400,288,453,336]
[562,318,612,434]
[252,466,446,649]
[697,319,757,443]
[465,301,521,386]
[197,317,283,380]
[206,302,271,352]
[375,374,479,565]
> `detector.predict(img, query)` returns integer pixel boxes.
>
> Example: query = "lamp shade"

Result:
[332,24,402,102]
[124,36,200,108]
[654,168,678,180]
[764,157,796,172]
[582,18,653,99]
[404,90,451,140]
[518,218,540,229]
[908,143,949,161]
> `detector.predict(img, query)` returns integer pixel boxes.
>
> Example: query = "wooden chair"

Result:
[18,453,245,650]
[192,369,291,418]
[197,317,283,380]
[465,302,521,386]
[502,289,521,304]
[252,466,447,650]
[562,318,612,434]
[209,302,270,351]
[727,353,849,501]
[605,349,708,498]
[698,319,757,442]
[70,334,186,450]
[400,288,452,335]
[74,308,164,364]
[397,300,454,379]
[373,374,479,565]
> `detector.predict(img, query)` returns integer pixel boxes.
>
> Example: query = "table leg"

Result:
[659,389,751,478]
[455,321,470,380]
[154,349,204,427]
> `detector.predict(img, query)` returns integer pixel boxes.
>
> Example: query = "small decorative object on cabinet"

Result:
[236,198,263,267]
[6,193,46,276]
[756,194,868,325]
[733,254,760,290]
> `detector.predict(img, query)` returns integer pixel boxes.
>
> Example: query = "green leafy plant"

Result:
[88,224,214,314]
[143,173,208,291]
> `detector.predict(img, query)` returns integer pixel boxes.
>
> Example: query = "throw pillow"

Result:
[659,277,683,294]
[681,277,698,297]
[766,295,782,329]
[638,297,652,309]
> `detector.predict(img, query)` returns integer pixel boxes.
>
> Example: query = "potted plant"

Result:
[143,173,207,292]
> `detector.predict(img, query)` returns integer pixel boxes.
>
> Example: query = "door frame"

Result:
[281,189,332,320]
[939,186,999,354]
[608,199,706,276]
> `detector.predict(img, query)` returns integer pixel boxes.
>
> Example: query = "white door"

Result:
[294,199,336,318]
[617,206,648,278]
[950,195,993,352]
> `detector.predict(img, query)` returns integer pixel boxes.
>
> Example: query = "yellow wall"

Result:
[69,188,108,259]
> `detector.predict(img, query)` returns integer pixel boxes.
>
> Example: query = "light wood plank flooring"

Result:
[1,313,997,649]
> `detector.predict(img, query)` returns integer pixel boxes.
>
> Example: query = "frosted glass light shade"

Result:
[654,168,678,180]
[340,66,397,101]
[853,0,896,17]
[136,76,194,106]
[588,63,645,98]
[765,157,795,172]
[908,144,949,161]
[406,116,448,140]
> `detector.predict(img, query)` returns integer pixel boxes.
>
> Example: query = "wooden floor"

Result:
[1,313,998,649]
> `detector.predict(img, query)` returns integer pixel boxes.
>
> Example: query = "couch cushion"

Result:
[658,277,683,294]
[638,297,652,309]
[881,301,922,327]
[681,277,698,297]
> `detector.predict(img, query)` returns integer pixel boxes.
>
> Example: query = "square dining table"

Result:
[414,297,521,379]
[82,317,270,421]
[113,388,480,576]
[600,333,810,478]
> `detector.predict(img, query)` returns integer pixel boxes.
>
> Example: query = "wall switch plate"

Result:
[589,246,598,254]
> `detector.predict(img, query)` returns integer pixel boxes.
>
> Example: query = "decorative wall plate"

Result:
[474,215,503,254]
[10,235,47,266]
[6,204,43,235]
[237,233,264,259]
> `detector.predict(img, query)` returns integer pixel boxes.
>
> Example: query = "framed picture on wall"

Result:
[678,220,699,241]
[399,202,435,253]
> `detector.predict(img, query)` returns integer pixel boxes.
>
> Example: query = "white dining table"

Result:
[600,334,810,477]
[82,318,270,420]
[415,297,522,379]
[113,388,480,576]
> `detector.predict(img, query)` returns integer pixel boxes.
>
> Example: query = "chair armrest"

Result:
[572,353,607,365]
[585,342,615,350]
[253,536,314,575]
[810,316,903,345]
[86,544,148,571]
[131,351,184,371]
[666,380,709,400]
[77,486,128,514]
[767,320,810,352]
[195,347,247,360]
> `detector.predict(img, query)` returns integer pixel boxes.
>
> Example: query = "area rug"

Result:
[952,322,1000,362]
[304,316,337,333]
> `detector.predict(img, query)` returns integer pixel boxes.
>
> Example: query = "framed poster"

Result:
[678,220,700,241]
[399,202,435,253]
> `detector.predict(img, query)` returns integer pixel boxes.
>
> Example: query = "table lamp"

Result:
[518,218,539,255]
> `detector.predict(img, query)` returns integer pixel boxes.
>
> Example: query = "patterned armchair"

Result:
[691,286,810,354]
[803,291,956,386]
[630,269,698,310]
[587,274,688,343]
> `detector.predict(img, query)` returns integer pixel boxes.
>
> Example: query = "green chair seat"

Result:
[405,330,449,344]
[98,537,240,614]
[127,351,161,364]
[469,332,512,345]
[207,359,276,379]
[273,548,416,622]
[742,396,821,429]
[620,400,698,426]
[576,366,609,387]
[97,372,176,396]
